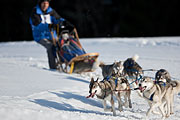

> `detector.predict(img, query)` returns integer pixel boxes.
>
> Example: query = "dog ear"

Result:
[119,61,124,65]
[91,77,94,83]
[113,61,117,66]
[95,77,99,82]
[99,61,105,67]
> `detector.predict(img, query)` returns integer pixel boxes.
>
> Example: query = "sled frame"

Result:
[50,24,99,73]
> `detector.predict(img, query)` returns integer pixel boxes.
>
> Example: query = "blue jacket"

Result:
[30,5,64,42]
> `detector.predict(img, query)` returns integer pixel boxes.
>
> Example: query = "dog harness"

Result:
[143,85,156,101]
[149,92,155,101]
[143,92,155,101]
[97,82,112,99]
[154,81,166,86]
[104,76,118,87]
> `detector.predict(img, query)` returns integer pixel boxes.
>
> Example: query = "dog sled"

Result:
[49,23,99,74]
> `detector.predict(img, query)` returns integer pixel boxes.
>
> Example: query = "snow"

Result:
[0,37,180,120]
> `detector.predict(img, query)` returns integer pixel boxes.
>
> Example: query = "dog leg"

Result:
[110,96,116,116]
[127,91,132,108]
[117,92,123,112]
[146,102,160,118]
[158,103,166,119]
[114,93,121,111]
[170,94,174,115]
[103,100,109,112]
[148,102,161,115]
[123,95,129,108]
[166,99,171,117]
[103,100,111,112]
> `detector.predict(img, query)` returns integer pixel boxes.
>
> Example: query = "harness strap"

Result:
[104,76,118,87]
[154,81,166,86]
[129,75,143,86]
[149,92,155,101]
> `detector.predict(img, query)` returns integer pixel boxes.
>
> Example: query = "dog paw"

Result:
[113,112,116,116]
[170,112,174,115]
[129,103,132,108]
[145,116,149,120]
[152,110,160,115]
[161,116,165,120]
[104,108,111,112]
[118,107,123,112]
[165,115,170,118]
[123,102,129,108]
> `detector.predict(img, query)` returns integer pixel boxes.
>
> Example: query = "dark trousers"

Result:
[38,39,56,69]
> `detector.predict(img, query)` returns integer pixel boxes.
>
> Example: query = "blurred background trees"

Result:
[1,0,180,42]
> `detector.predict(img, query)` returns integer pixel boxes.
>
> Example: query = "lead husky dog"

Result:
[87,77,132,116]
[138,76,180,119]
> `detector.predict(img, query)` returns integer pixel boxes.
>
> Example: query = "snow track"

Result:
[0,37,180,120]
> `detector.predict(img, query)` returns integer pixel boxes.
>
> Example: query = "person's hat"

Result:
[38,0,51,5]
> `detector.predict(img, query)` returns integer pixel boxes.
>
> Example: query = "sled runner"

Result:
[49,24,99,74]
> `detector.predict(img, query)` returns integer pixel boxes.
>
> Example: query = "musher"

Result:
[29,0,73,69]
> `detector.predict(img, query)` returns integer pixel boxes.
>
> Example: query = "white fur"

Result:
[132,54,139,62]
[121,83,127,89]
[138,77,180,119]
[92,59,100,71]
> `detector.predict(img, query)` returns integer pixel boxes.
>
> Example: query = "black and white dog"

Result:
[155,69,177,87]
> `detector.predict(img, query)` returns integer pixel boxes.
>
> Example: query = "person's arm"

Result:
[30,8,41,26]
[51,9,65,24]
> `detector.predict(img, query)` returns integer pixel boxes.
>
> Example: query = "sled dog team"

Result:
[87,55,180,119]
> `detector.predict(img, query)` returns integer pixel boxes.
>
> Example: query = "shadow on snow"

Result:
[66,76,90,84]
[30,91,112,116]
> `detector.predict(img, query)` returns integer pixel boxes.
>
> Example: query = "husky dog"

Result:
[155,69,177,87]
[99,61,124,78]
[113,76,132,111]
[138,76,180,119]
[87,78,116,116]
[87,77,132,115]
[123,55,143,80]
[155,69,180,115]
[120,55,143,97]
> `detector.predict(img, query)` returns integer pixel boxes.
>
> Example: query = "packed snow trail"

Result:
[0,37,180,120]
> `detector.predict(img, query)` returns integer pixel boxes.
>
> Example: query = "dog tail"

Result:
[132,54,139,62]
[173,80,180,94]
[92,59,102,71]
[99,61,105,68]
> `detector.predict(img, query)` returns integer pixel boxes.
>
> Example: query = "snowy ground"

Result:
[0,37,180,120]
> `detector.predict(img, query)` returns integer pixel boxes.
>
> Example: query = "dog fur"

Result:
[99,61,124,79]
[138,76,180,119]
[155,69,177,87]
[123,55,143,79]
[88,77,132,116]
